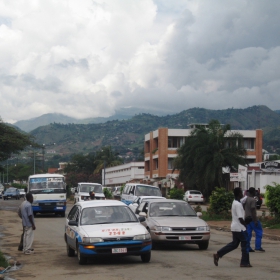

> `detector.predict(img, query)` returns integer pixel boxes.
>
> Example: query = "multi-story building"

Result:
[144,126,263,182]
[102,162,145,187]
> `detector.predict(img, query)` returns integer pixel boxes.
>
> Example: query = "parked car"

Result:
[74,182,105,203]
[183,190,204,204]
[130,196,166,214]
[138,199,210,250]
[112,186,121,198]
[121,183,162,205]
[64,200,152,265]
[19,189,26,198]
[3,187,20,200]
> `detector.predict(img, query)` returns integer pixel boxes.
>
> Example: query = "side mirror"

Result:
[138,216,146,222]
[196,212,202,217]
[139,212,147,217]
[68,220,78,226]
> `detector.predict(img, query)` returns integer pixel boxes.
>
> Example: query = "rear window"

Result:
[190,191,202,195]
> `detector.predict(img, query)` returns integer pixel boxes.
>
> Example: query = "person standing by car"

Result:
[213,187,251,267]
[89,191,96,200]
[20,193,36,255]
[243,187,265,252]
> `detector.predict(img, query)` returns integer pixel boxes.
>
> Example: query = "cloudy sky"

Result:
[1,0,280,123]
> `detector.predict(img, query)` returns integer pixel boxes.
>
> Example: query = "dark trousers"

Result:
[18,227,24,251]
[217,231,250,265]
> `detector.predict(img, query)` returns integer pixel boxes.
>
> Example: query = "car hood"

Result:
[81,222,147,237]
[149,216,208,227]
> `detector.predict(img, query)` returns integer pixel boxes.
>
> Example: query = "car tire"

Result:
[141,252,151,263]
[198,241,209,250]
[66,243,75,257]
[77,244,87,265]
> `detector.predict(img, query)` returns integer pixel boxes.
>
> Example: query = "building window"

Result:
[145,161,150,171]
[145,141,150,153]
[168,158,174,170]
[243,138,255,150]
[168,137,185,148]
[153,159,158,170]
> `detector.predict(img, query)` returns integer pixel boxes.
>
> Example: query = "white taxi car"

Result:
[64,200,152,265]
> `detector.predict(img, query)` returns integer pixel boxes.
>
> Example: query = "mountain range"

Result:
[8,105,280,161]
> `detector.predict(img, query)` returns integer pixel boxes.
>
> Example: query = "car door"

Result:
[66,205,80,248]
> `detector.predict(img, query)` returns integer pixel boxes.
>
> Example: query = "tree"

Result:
[0,119,34,171]
[94,146,123,174]
[173,120,247,197]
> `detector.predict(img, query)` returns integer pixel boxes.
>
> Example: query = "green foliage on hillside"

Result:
[27,105,280,159]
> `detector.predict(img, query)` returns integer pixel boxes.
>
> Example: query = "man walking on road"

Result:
[243,187,265,252]
[213,187,251,267]
[20,193,36,255]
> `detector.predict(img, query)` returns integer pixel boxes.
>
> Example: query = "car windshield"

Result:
[29,177,65,194]
[135,185,162,196]
[80,206,138,225]
[149,202,197,217]
[80,184,103,193]
[6,188,17,193]
[189,191,202,195]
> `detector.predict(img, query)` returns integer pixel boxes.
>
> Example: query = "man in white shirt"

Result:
[213,187,251,267]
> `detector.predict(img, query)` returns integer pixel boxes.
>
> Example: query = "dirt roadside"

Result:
[207,220,280,241]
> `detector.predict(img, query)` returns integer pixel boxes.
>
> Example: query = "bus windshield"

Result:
[29,177,65,194]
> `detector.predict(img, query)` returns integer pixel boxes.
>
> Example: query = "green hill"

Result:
[28,105,280,160]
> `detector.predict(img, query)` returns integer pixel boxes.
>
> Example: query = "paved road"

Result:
[0,199,280,280]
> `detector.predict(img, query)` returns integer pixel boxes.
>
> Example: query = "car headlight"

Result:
[196,226,210,231]
[56,202,65,206]
[154,226,172,231]
[133,233,151,240]
[83,237,104,243]
[32,203,39,206]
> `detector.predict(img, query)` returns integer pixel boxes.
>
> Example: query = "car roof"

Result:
[147,199,187,204]
[139,196,166,199]
[126,183,160,188]
[78,182,102,185]
[76,200,126,209]
[29,173,64,178]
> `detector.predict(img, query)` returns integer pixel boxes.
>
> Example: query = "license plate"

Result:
[179,236,191,240]
[112,248,127,254]
[56,207,63,209]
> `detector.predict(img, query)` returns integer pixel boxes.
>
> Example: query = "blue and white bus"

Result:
[27,173,67,217]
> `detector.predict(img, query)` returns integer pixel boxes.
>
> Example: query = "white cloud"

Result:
[0,0,280,123]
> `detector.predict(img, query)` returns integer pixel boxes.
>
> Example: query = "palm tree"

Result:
[94,146,123,174]
[173,120,247,197]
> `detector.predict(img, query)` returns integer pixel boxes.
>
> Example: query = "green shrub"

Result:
[169,188,184,200]
[193,205,202,213]
[103,188,113,199]
[209,187,234,214]
[11,183,26,189]
[0,250,8,268]
[120,184,125,194]
[265,183,280,218]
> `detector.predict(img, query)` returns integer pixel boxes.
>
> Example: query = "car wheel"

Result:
[198,241,209,250]
[77,244,87,265]
[66,242,75,257]
[141,252,151,263]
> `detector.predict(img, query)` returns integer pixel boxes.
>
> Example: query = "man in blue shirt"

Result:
[20,193,36,255]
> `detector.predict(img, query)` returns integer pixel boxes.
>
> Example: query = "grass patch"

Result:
[0,250,8,268]
[201,210,232,221]
[259,216,280,229]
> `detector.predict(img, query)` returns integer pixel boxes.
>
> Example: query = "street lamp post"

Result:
[103,161,106,186]
[6,160,8,183]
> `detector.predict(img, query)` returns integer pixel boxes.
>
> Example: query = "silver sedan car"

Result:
[138,199,210,250]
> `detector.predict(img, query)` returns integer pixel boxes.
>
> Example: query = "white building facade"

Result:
[102,162,144,187]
